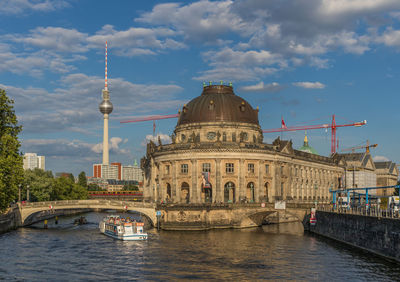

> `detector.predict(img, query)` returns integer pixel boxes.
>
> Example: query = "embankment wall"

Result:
[307,211,400,262]
[0,206,21,234]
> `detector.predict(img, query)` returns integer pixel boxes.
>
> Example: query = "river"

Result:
[1,211,399,281]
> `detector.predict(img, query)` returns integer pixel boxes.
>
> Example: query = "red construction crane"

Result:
[263,115,367,155]
[120,113,180,135]
[341,140,377,154]
[120,113,180,124]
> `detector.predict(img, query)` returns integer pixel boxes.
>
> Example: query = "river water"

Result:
[1,211,399,281]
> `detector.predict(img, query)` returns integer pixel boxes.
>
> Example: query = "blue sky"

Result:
[2,0,400,176]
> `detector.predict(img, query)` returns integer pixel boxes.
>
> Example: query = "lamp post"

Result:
[26,185,30,202]
[18,184,21,203]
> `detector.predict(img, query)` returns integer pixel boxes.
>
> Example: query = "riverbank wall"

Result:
[0,206,21,234]
[306,211,400,262]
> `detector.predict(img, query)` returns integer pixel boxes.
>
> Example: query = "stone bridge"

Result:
[17,200,312,230]
[19,200,157,226]
[159,202,313,230]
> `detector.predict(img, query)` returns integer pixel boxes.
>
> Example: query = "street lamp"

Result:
[18,184,21,203]
[26,185,30,202]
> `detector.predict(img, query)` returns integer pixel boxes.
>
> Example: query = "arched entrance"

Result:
[264,182,269,202]
[166,183,171,202]
[202,184,212,203]
[247,182,255,203]
[224,182,235,203]
[181,182,190,203]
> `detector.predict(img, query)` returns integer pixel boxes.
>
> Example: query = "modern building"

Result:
[93,163,119,180]
[122,160,144,182]
[23,153,45,170]
[141,84,348,204]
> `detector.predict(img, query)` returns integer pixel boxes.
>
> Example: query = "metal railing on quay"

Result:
[317,204,400,219]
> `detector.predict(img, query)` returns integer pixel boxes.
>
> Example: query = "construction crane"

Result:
[120,113,180,135]
[263,115,367,155]
[341,140,377,154]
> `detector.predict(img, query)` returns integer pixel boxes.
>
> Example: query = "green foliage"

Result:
[87,183,103,191]
[22,169,88,202]
[0,89,24,212]
[24,168,53,202]
[78,171,87,188]
[123,184,138,191]
[395,181,400,196]
[51,177,87,200]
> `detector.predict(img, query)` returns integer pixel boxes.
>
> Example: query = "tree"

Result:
[51,177,87,200]
[78,171,87,188]
[123,184,139,191]
[0,89,24,212]
[24,168,54,202]
[87,183,102,191]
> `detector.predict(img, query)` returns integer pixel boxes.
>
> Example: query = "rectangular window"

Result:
[232,133,236,142]
[181,164,188,174]
[202,163,211,173]
[248,163,255,174]
[226,163,234,173]
[165,165,170,175]
[265,164,269,174]
[223,132,227,142]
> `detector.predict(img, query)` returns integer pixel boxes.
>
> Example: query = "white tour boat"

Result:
[99,215,148,241]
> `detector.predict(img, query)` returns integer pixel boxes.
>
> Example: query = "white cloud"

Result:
[240,82,283,92]
[10,27,88,53]
[91,137,130,155]
[373,155,390,162]
[293,82,326,89]
[0,0,69,15]
[143,133,172,146]
[1,75,184,134]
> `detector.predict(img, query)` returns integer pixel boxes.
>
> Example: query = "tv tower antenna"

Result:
[99,41,113,165]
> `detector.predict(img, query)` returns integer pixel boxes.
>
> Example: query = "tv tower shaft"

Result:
[99,41,113,165]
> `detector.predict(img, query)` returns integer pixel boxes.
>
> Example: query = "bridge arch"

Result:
[19,200,157,227]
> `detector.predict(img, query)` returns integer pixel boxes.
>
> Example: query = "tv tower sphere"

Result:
[99,96,113,114]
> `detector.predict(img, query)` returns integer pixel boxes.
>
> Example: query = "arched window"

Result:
[181,182,189,203]
[247,182,255,203]
[264,182,269,202]
[224,182,235,203]
[166,183,171,201]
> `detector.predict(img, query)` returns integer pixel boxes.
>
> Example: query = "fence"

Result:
[317,204,400,219]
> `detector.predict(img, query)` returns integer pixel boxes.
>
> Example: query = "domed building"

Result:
[141,84,344,204]
[298,133,318,155]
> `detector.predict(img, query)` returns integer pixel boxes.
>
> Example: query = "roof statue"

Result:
[298,131,318,155]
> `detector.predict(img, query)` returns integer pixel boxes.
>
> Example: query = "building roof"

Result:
[176,85,259,126]
[298,133,318,155]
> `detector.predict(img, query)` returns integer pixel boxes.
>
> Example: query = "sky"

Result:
[2,0,400,176]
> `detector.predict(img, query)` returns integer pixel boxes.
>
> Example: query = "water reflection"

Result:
[1,212,399,281]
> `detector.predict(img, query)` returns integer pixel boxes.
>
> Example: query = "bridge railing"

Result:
[19,200,155,209]
[317,204,400,219]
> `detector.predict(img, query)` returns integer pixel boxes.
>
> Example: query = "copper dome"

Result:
[177,85,259,126]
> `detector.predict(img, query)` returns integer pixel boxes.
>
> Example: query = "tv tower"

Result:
[99,41,113,165]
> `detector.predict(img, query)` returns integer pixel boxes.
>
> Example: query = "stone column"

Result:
[159,162,164,202]
[215,159,221,203]
[258,160,263,202]
[172,161,178,203]
[191,159,198,203]
[239,158,244,202]
[270,162,276,202]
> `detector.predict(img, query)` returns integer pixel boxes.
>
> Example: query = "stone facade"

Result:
[141,85,345,205]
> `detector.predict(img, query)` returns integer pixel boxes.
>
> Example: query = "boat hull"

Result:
[103,230,148,241]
